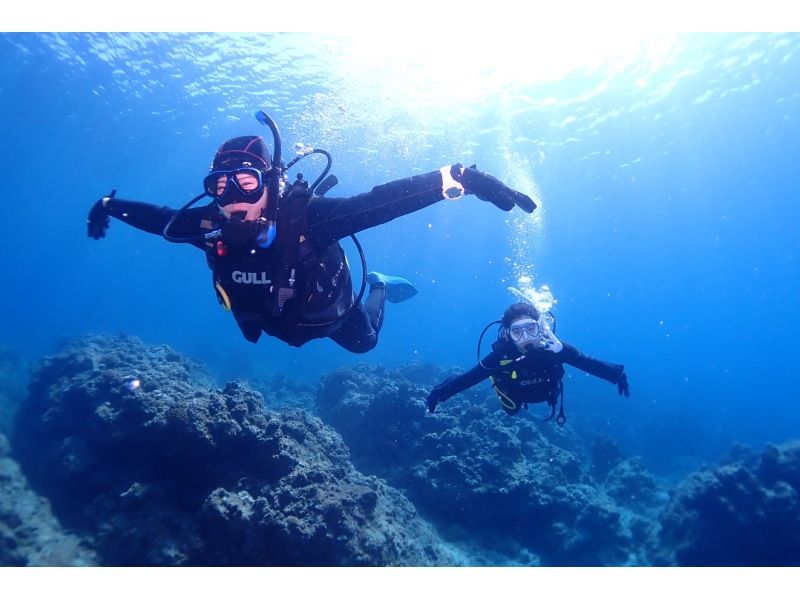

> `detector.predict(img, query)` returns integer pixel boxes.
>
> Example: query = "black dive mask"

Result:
[204,167,265,207]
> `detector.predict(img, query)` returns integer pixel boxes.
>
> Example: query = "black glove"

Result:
[426,387,448,413]
[87,189,115,239]
[220,213,269,249]
[617,372,630,397]
[454,164,536,213]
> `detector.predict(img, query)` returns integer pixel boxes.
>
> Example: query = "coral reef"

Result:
[0,432,97,566]
[12,336,456,566]
[317,363,653,565]
[0,348,27,434]
[591,435,667,513]
[589,434,625,482]
[7,334,800,566]
[604,457,666,512]
[655,440,800,565]
[248,373,317,412]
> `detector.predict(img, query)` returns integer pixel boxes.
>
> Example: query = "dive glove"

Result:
[454,164,536,213]
[617,372,630,397]
[87,189,115,239]
[426,387,448,414]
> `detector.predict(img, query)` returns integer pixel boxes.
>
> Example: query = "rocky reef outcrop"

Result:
[11,335,456,566]
[0,432,97,566]
[317,364,665,565]
[7,334,800,566]
[0,348,26,434]
[655,440,800,565]
[248,373,317,413]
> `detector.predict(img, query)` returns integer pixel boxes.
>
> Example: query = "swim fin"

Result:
[367,271,418,303]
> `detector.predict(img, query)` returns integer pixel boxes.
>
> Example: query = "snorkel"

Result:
[162,109,285,244]
[254,110,282,228]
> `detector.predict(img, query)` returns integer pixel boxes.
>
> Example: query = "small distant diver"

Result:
[425,301,630,424]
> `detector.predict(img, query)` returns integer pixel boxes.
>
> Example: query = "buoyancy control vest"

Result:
[489,339,566,421]
[202,181,354,345]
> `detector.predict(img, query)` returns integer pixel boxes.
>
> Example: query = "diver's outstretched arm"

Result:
[426,357,498,413]
[307,165,535,245]
[87,192,210,247]
[560,342,627,390]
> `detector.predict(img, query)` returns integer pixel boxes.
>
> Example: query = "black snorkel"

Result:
[254,110,283,225]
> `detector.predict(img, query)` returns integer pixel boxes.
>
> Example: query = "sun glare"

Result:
[314,32,679,106]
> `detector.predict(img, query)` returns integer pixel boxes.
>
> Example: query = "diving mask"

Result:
[508,315,563,353]
[204,167,266,206]
[508,318,539,343]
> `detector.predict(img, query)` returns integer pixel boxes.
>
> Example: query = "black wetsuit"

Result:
[433,340,625,415]
[104,170,449,352]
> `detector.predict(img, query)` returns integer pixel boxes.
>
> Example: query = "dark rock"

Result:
[248,374,317,412]
[604,457,668,512]
[655,440,800,565]
[0,347,27,434]
[0,432,97,566]
[317,363,643,565]
[12,335,457,566]
[589,434,625,482]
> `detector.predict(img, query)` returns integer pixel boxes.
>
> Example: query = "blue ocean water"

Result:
[0,32,798,478]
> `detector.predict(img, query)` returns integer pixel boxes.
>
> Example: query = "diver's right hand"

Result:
[617,372,630,397]
[455,165,537,213]
[426,388,447,413]
[87,190,116,239]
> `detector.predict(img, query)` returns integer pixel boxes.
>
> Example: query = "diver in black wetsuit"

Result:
[425,303,630,423]
[86,112,536,353]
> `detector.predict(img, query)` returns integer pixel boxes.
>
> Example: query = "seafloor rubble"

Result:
[2,335,799,566]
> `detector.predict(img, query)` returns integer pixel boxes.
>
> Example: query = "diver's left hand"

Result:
[87,190,115,239]
[617,372,630,397]
[455,165,536,213]
[425,387,448,413]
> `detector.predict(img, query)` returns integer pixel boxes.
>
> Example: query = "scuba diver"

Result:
[425,302,630,424]
[86,111,536,353]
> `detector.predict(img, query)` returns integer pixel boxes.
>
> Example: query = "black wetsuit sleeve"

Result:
[432,351,500,401]
[560,342,624,384]
[306,170,445,246]
[105,198,212,250]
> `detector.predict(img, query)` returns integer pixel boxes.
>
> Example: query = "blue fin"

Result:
[367,271,418,303]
